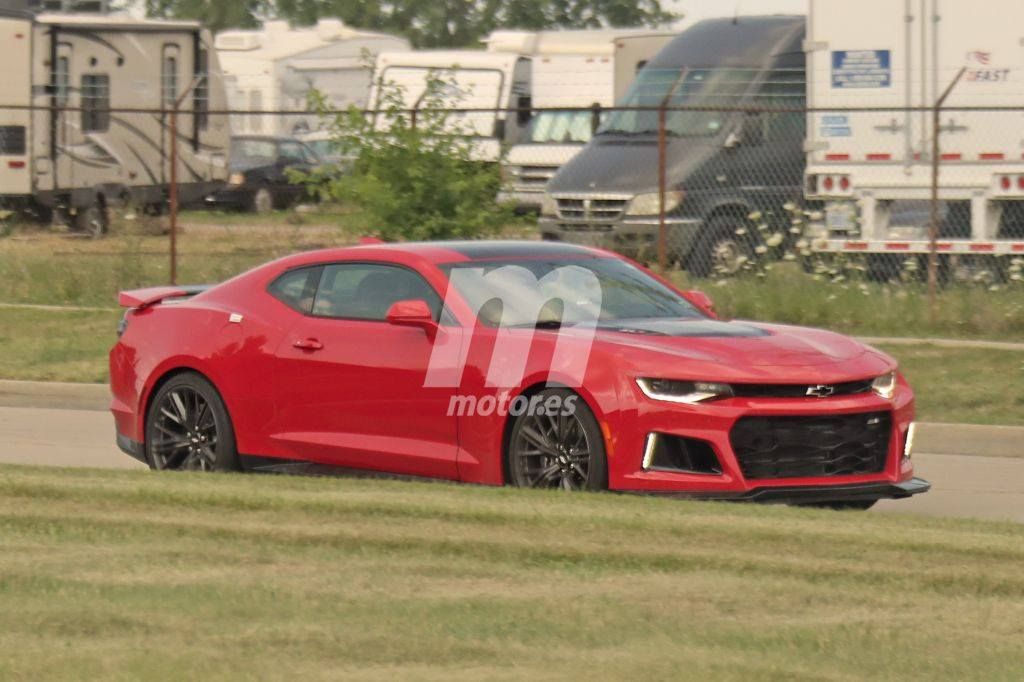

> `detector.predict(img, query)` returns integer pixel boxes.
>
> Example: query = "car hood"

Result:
[546,135,721,195]
[586,319,893,383]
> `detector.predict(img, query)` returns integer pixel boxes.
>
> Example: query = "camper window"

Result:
[195,48,209,131]
[81,75,110,133]
[54,57,70,107]
[162,55,179,110]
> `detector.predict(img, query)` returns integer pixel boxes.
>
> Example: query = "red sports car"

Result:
[110,241,928,508]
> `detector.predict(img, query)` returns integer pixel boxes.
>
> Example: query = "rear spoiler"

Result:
[117,285,212,309]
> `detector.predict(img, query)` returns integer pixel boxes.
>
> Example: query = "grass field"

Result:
[1,211,1022,339]
[0,306,1021,426]
[0,465,1021,680]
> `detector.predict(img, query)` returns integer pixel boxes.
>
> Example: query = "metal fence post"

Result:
[928,67,966,317]
[168,77,200,286]
[657,100,668,273]
[169,104,178,285]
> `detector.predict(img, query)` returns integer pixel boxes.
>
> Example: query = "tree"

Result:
[293,73,515,241]
[297,0,679,47]
[144,0,269,33]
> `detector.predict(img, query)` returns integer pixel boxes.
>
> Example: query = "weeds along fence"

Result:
[2,99,1024,314]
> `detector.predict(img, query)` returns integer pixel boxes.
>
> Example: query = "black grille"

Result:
[731,379,873,399]
[730,412,891,480]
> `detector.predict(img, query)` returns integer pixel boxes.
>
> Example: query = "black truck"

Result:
[539,16,806,276]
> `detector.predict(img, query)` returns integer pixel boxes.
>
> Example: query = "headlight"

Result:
[540,194,558,217]
[636,378,734,404]
[228,172,246,186]
[871,371,897,400]
[626,190,684,216]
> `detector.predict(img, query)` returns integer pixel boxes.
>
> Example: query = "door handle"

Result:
[293,338,324,351]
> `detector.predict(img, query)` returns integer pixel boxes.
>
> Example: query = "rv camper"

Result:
[369,50,532,164]
[216,20,409,137]
[487,29,675,212]
[0,9,229,234]
[540,17,806,273]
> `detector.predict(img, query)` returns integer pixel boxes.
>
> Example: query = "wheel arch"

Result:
[138,364,229,447]
[500,380,609,487]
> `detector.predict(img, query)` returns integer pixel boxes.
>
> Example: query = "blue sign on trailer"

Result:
[832,50,892,89]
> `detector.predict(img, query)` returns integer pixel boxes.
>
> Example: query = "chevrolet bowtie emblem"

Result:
[806,384,836,398]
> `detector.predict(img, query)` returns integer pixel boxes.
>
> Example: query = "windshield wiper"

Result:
[596,128,658,137]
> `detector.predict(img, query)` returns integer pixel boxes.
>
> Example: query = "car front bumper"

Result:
[538,215,702,256]
[204,186,254,210]
[606,383,922,503]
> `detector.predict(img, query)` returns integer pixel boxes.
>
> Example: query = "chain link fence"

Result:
[2,99,1024,309]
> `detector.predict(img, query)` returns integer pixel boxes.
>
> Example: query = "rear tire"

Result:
[686,215,757,278]
[144,372,241,472]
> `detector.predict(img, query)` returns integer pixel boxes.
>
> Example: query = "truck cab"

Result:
[539,16,806,275]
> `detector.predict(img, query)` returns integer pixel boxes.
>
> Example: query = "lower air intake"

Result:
[730,412,891,480]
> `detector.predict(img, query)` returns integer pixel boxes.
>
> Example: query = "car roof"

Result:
[274,240,609,268]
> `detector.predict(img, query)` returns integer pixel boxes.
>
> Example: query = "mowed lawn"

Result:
[1,307,1020,427]
[0,465,1021,680]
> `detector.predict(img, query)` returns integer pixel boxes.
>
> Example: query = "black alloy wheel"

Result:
[145,373,240,472]
[507,388,607,491]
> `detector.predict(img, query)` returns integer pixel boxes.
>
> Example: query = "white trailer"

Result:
[805,0,1024,260]
[0,9,229,234]
[368,50,532,163]
[489,30,674,211]
[216,20,409,136]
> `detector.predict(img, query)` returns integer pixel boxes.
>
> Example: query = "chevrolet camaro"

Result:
[109,241,929,508]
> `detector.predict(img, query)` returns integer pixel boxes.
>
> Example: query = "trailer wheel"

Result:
[73,202,109,238]
[686,215,757,278]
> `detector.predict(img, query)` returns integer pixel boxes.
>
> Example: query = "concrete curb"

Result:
[859,337,1024,352]
[1,379,1021,459]
[0,380,110,412]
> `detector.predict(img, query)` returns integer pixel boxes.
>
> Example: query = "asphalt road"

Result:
[0,405,1021,524]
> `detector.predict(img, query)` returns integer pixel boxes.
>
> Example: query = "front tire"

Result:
[145,372,241,472]
[506,388,607,491]
[251,187,274,214]
[686,215,757,278]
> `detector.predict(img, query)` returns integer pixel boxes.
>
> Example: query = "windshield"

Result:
[441,257,702,327]
[230,139,276,169]
[527,110,598,144]
[598,68,758,138]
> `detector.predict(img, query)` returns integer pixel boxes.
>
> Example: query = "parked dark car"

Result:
[205,136,321,213]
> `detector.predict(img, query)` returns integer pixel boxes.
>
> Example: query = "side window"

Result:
[278,141,306,165]
[268,266,323,314]
[81,74,110,133]
[755,68,806,141]
[312,264,442,321]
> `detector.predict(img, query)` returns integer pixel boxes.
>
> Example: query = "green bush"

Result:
[296,72,514,241]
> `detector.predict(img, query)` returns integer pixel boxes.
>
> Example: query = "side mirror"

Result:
[739,112,764,146]
[682,290,717,319]
[385,299,439,338]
